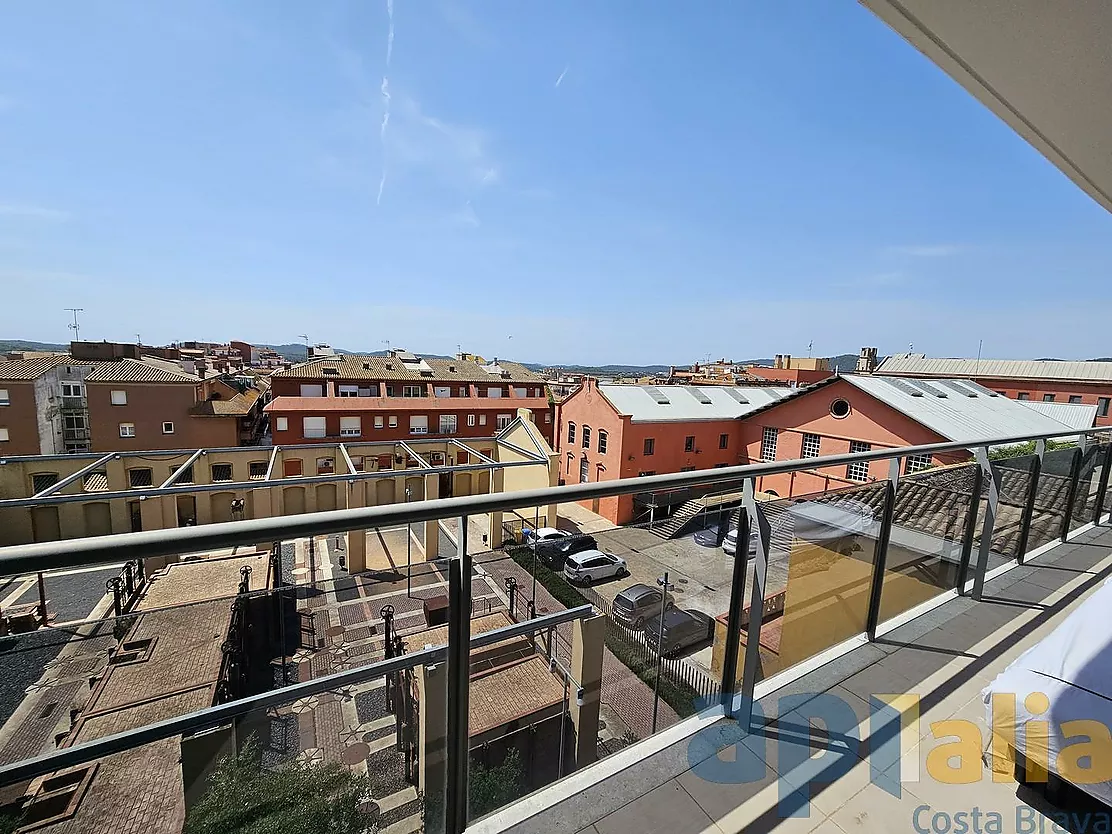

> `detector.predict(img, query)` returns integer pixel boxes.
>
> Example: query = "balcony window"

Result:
[299,384,324,397]
[496,414,512,430]
[61,382,83,398]
[0,388,8,406]
[582,426,592,449]
[598,430,608,454]
[459,386,468,397]
[643,437,655,456]
[303,416,327,438]
[410,415,429,435]
[340,416,361,437]
[211,463,233,482]
[119,422,136,438]
[567,422,576,444]
[440,414,458,434]
[338,385,359,397]
[110,390,127,405]
[486,387,502,398]
[402,385,423,398]
[801,433,821,458]
[847,441,871,481]
[760,427,778,462]
[514,387,527,398]
[684,435,695,453]
[434,386,451,397]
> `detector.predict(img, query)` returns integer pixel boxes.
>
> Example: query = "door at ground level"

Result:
[83,502,112,537]
[31,506,61,542]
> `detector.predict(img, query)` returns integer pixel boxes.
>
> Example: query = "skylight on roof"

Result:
[644,386,670,404]
[688,388,713,404]
[724,389,750,404]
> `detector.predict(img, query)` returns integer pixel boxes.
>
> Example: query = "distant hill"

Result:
[0,339,67,353]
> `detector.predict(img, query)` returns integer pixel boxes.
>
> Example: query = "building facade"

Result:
[875,354,1112,426]
[0,355,267,456]
[265,350,553,447]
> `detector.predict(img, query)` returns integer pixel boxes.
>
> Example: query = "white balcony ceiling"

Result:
[861,0,1112,213]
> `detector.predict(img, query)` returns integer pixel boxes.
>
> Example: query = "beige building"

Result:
[0,409,559,571]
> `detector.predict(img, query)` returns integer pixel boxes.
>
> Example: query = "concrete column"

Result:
[569,613,606,769]
[139,496,171,572]
[253,487,273,552]
[546,452,560,528]
[347,481,367,573]
[423,473,439,560]
[418,661,447,824]
[488,467,505,548]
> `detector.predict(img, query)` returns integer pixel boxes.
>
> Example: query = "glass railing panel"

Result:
[988,451,1038,568]
[1070,440,1108,533]
[1025,444,1077,552]
[877,460,978,625]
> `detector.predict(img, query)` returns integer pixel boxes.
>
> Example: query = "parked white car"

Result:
[563,550,627,585]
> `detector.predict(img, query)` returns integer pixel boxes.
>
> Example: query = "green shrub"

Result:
[468,747,525,820]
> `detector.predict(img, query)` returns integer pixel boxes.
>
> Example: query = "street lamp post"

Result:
[651,571,674,734]
[531,507,540,606]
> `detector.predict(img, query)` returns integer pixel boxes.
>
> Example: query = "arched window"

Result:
[582,425,591,449]
[598,430,608,454]
[567,421,576,444]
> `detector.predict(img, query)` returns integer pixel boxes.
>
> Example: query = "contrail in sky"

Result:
[378,0,395,205]
[555,65,569,88]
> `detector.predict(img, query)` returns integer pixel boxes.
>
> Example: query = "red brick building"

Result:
[875,355,1112,426]
[265,351,553,446]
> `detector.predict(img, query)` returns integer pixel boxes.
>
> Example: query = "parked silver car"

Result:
[563,550,627,585]
[611,583,675,629]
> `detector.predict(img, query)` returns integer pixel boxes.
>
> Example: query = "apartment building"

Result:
[746,354,833,387]
[739,375,1091,498]
[265,350,553,446]
[555,379,792,523]
[0,355,267,455]
[875,354,1112,425]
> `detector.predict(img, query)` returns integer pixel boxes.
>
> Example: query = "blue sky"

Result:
[2,1,1111,366]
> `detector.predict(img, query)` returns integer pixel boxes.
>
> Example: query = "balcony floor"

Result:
[489,523,1112,834]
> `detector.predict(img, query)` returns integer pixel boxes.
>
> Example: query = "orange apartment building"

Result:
[554,380,792,524]
[745,354,834,387]
[875,354,1112,426]
[0,354,267,455]
[557,375,1091,524]
[265,350,553,446]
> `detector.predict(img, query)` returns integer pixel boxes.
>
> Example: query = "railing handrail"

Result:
[0,426,1106,576]
[0,604,593,787]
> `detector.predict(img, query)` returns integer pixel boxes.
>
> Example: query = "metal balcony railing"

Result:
[0,424,1109,834]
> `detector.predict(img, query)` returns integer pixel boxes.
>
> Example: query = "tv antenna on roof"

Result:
[65,308,84,343]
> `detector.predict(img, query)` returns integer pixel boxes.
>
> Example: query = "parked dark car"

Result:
[526,529,599,568]
[611,583,675,629]
[692,523,722,547]
[644,609,714,656]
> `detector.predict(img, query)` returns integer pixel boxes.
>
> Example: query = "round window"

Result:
[830,398,851,419]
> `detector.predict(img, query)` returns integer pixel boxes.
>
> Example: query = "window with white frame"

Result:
[905,452,932,474]
[303,416,327,438]
[467,414,476,427]
[61,382,83,398]
[479,414,487,426]
[760,427,778,462]
[0,428,8,442]
[300,384,324,397]
[110,390,127,405]
[375,416,384,429]
[801,433,821,458]
[0,389,8,406]
[544,412,551,423]
[162,421,174,434]
[459,386,468,397]
[486,387,502,398]
[389,416,398,428]
[402,385,423,398]
[119,422,136,438]
[579,457,589,483]
[340,416,361,437]
[847,441,871,481]
[598,430,608,454]
[582,426,591,449]
[434,386,451,397]
[410,415,429,434]
[496,414,512,429]
[567,422,576,444]
[439,414,458,434]
[63,414,86,431]
[514,387,527,398]
[275,416,288,432]
[338,385,359,397]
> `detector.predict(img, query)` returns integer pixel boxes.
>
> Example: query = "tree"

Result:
[468,747,525,820]
[184,739,373,834]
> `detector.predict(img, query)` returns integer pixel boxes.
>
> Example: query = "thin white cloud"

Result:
[887,244,964,257]
[0,204,70,221]
[554,65,569,88]
[378,0,396,206]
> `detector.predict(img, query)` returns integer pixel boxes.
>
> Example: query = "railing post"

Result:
[1094,438,1112,524]
[956,460,984,595]
[738,479,771,731]
[1061,443,1084,542]
[445,514,472,834]
[1015,440,1045,564]
[972,447,1000,601]
[719,505,748,716]
[866,458,900,640]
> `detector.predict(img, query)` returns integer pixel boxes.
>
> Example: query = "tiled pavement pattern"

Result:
[496,524,1112,834]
